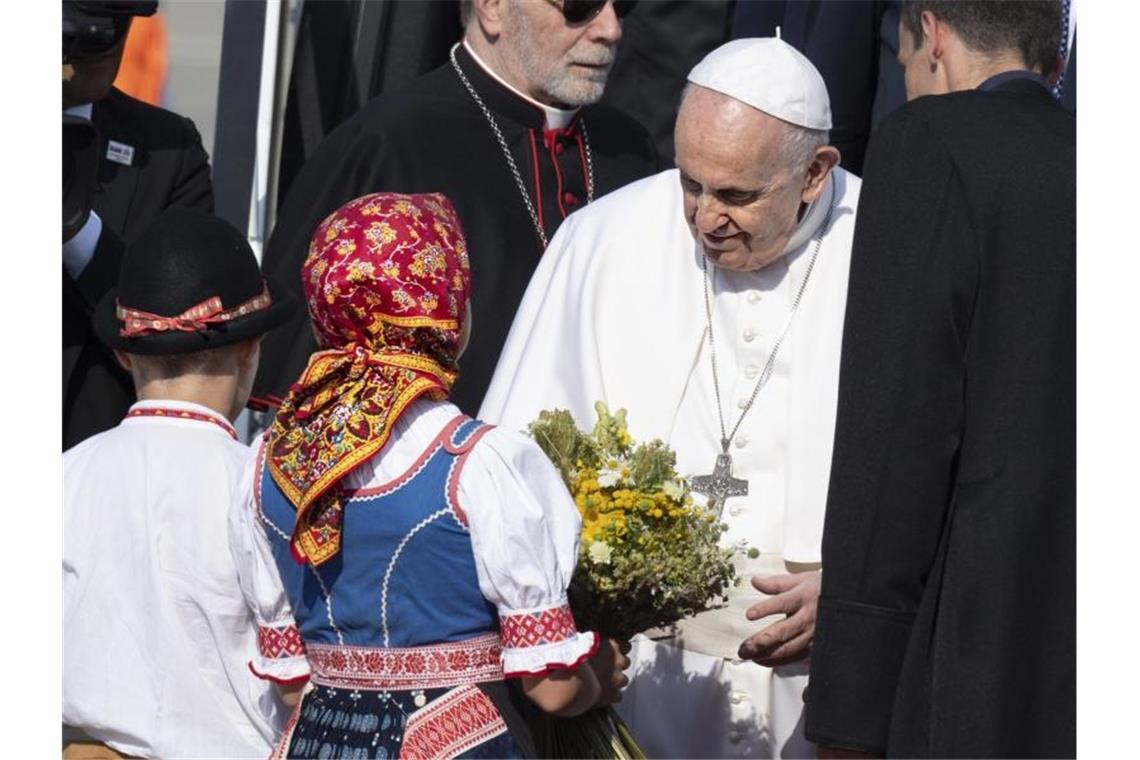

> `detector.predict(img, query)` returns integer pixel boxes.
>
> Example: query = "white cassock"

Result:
[480,166,860,758]
[63,399,291,758]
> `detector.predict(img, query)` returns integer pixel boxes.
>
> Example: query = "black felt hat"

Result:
[94,207,295,355]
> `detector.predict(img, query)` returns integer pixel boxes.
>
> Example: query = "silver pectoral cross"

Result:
[691,449,749,518]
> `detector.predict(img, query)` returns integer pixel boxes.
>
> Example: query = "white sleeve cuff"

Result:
[249,623,310,685]
[498,602,599,677]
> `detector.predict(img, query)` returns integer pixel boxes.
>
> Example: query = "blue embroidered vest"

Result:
[257,416,499,648]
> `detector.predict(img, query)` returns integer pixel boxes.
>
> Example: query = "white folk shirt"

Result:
[232,397,596,681]
[481,167,860,758]
[63,400,289,758]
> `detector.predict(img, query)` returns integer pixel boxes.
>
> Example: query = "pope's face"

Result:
[501,0,622,108]
[674,87,808,272]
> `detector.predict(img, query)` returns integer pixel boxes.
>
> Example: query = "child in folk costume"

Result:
[63,208,301,759]
[232,192,628,759]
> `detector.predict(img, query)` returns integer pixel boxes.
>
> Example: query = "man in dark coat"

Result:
[251,0,659,415]
[805,2,1074,757]
[63,0,215,449]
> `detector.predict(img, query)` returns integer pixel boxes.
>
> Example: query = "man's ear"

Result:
[801,146,841,205]
[472,0,506,38]
[920,10,945,70]
[113,349,133,374]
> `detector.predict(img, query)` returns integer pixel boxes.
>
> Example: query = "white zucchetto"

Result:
[687,37,833,131]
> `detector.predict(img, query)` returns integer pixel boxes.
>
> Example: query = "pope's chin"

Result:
[701,243,781,273]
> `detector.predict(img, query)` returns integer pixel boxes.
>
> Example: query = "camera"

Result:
[62,1,158,64]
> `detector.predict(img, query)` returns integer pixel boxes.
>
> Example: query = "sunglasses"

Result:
[549,0,637,24]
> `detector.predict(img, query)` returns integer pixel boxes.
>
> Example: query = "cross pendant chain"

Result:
[694,199,835,520]
[691,450,749,518]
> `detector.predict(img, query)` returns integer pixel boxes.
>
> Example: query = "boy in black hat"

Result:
[63,207,304,759]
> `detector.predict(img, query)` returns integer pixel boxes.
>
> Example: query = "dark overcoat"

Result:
[805,78,1076,758]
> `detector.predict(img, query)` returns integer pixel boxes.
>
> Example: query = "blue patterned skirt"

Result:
[279,682,525,759]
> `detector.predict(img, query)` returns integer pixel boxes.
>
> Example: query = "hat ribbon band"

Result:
[117,284,272,338]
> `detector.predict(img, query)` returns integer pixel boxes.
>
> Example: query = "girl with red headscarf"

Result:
[230,193,625,758]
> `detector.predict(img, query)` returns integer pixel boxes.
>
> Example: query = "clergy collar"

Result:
[783,171,836,256]
[460,40,579,130]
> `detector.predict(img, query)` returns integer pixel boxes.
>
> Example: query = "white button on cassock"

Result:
[731,692,747,705]
[735,436,750,448]
[747,291,761,304]
[744,365,760,379]
[736,398,749,410]
[743,329,757,342]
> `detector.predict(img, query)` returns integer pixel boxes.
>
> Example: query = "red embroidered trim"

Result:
[269,696,304,760]
[550,132,568,218]
[125,407,237,440]
[258,624,306,659]
[348,415,466,499]
[117,284,272,337]
[247,661,310,686]
[305,633,504,690]
[445,423,494,527]
[401,683,508,760]
[499,604,579,649]
[502,631,600,679]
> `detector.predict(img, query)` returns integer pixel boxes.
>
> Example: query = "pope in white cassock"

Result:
[481,38,860,758]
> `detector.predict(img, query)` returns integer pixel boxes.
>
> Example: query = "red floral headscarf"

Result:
[267,192,471,566]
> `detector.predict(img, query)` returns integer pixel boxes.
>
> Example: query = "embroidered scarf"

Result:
[267,193,471,566]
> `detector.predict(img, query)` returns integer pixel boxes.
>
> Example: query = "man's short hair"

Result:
[129,343,242,382]
[901,1,1063,75]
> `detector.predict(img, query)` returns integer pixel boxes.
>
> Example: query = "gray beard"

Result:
[509,9,612,108]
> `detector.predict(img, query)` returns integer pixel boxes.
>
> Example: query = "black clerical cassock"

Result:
[252,44,659,415]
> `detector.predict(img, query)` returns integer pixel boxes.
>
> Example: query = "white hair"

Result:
[782,123,829,172]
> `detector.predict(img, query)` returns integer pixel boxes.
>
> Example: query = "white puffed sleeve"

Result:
[459,427,599,677]
[227,440,310,685]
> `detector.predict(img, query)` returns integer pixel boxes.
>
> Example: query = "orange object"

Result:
[113,12,168,106]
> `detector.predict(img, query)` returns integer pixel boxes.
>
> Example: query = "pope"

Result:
[482,38,860,757]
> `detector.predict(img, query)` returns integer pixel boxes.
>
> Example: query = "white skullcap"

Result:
[687,37,832,131]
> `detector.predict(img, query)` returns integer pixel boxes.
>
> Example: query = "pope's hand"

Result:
[737,570,821,666]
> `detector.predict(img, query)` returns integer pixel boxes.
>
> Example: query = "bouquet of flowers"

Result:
[527,402,738,758]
